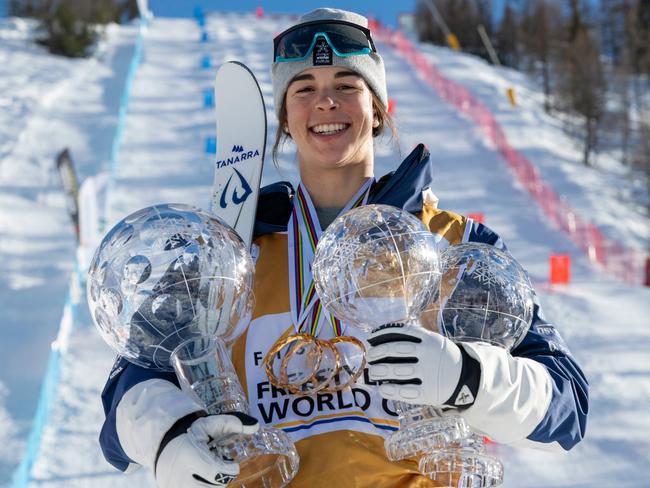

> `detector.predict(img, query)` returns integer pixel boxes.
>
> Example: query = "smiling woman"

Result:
[282,67,377,208]
[270,9,396,211]
[272,68,394,179]
[98,7,589,488]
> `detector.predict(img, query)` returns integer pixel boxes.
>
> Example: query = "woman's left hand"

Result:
[366,324,480,409]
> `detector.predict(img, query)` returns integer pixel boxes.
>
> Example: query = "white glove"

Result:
[367,324,480,408]
[155,412,259,488]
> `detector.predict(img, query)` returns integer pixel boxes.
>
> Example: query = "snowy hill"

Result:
[0,16,138,484]
[414,42,649,252]
[0,9,649,488]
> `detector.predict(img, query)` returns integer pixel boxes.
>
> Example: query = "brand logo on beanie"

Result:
[313,36,333,65]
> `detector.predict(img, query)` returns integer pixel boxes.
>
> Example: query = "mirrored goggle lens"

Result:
[275,22,373,60]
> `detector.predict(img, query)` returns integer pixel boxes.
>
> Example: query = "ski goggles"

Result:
[273,20,377,63]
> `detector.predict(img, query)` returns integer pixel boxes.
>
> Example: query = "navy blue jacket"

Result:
[100,144,588,471]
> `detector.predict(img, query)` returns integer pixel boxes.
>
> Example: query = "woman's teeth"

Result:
[311,123,348,135]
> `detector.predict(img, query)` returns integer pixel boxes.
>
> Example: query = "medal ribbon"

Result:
[288,178,373,337]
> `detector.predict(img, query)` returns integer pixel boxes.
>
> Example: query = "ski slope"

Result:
[0,10,648,488]
[0,17,139,484]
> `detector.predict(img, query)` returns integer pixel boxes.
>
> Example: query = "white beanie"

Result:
[271,8,388,119]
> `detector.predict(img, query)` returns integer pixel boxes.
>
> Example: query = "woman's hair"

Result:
[272,89,398,166]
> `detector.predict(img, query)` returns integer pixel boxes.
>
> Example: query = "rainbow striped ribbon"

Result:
[288,179,373,338]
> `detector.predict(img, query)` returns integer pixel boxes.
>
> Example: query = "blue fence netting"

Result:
[104,17,148,215]
[9,269,80,488]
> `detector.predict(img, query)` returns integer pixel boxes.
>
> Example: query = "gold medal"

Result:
[264,334,367,395]
[264,334,322,392]
[275,181,373,395]
[289,338,340,395]
[320,336,367,392]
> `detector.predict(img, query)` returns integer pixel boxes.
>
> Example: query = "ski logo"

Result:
[216,144,260,169]
[214,473,236,485]
[454,385,475,406]
[219,168,253,209]
[313,36,333,65]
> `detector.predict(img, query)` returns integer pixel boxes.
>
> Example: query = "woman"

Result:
[99,8,588,488]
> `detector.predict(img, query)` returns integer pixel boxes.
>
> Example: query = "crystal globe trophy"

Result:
[312,204,449,462]
[417,242,535,488]
[87,203,299,488]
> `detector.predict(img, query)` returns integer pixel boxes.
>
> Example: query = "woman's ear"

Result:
[283,124,291,136]
[372,112,380,129]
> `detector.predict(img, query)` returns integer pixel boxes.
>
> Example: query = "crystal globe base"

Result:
[172,337,299,487]
[215,427,300,488]
[418,447,503,488]
[384,403,470,461]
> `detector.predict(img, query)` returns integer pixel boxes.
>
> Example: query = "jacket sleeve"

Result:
[463,219,589,450]
[510,303,589,450]
[99,356,181,471]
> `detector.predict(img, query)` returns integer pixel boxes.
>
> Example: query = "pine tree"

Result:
[556,1,607,166]
[37,1,97,58]
[496,1,520,68]
[520,0,560,112]
[13,0,133,58]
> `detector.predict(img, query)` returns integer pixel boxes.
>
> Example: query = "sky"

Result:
[149,0,418,28]
[1,0,603,25]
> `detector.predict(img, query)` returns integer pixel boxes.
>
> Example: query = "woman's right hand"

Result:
[155,413,259,488]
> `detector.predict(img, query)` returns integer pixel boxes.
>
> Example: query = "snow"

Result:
[0,383,21,483]
[413,43,650,252]
[0,9,648,488]
[0,17,138,484]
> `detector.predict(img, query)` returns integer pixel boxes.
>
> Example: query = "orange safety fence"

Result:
[369,19,649,286]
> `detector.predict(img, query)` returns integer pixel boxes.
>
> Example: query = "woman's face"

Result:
[285,66,378,174]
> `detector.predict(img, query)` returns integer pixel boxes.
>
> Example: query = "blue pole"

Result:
[205,136,217,154]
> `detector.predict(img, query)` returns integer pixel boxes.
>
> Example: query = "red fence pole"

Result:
[468,213,485,224]
[549,255,571,284]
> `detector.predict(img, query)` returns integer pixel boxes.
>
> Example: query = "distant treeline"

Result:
[416,0,650,187]
[9,0,138,57]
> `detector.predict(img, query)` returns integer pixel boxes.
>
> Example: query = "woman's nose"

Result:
[315,92,339,111]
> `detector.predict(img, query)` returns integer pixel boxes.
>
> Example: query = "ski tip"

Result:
[214,60,267,116]
[218,60,255,77]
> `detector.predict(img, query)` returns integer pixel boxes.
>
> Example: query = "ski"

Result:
[211,61,267,248]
